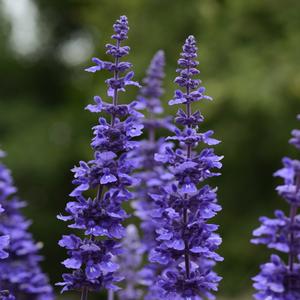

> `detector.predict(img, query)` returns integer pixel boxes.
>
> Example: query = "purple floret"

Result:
[289,115,300,150]
[0,290,15,300]
[57,16,143,297]
[0,205,9,260]
[253,255,300,300]
[157,261,221,300]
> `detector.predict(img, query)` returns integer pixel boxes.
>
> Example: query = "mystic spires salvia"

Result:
[116,225,143,300]
[132,50,173,252]
[0,205,9,261]
[0,151,14,300]
[0,150,53,300]
[149,36,223,299]
[252,115,300,299]
[57,16,143,299]
[130,50,175,299]
[0,152,9,264]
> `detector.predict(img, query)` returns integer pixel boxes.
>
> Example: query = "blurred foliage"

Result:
[0,0,300,299]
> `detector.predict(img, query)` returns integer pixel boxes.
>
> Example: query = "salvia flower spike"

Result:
[252,114,300,299]
[57,16,143,299]
[116,225,143,300]
[137,50,166,116]
[132,50,173,253]
[129,50,175,299]
[0,150,53,300]
[0,214,9,260]
[149,36,223,299]
[0,214,14,300]
[0,152,9,263]
[0,154,14,300]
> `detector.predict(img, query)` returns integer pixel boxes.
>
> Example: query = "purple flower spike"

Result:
[147,36,223,299]
[125,50,176,299]
[0,204,13,300]
[138,50,165,115]
[132,50,173,248]
[252,115,300,299]
[116,225,143,300]
[0,204,9,260]
[0,151,53,300]
[0,233,9,260]
[57,16,143,298]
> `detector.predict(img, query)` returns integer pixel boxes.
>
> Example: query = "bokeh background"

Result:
[0,0,300,299]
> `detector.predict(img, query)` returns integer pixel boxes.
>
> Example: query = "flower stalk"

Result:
[128,50,175,299]
[252,115,300,299]
[149,35,223,299]
[0,150,53,300]
[57,16,143,298]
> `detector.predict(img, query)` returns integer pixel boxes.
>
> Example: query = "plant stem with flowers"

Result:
[252,115,300,299]
[149,35,223,300]
[125,50,175,300]
[0,150,53,300]
[57,16,143,299]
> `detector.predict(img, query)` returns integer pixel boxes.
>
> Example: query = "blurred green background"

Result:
[0,0,300,299]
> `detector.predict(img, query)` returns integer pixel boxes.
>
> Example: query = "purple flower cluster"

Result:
[57,16,143,298]
[0,151,53,300]
[132,50,173,250]
[128,51,175,299]
[148,36,223,299]
[252,115,300,299]
[116,225,143,300]
[0,205,9,261]
[0,152,13,300]
[0,290,15,300]
[137,50,166,115]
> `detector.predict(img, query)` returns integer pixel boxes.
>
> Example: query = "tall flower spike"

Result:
[57,16,143,300]
[0,150,53,300]
[0,217,9,260]
[132,50,172,250]
[0,189,14,300]
[138,50,165,115]
[0,152,9,262]
[127,50,175,299]
[252,115,300,299]
[149,36,223,299]
[116,225,143,300]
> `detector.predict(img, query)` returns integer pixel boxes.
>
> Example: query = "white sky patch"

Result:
[59,33,94,66]
[1,0,40,55]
